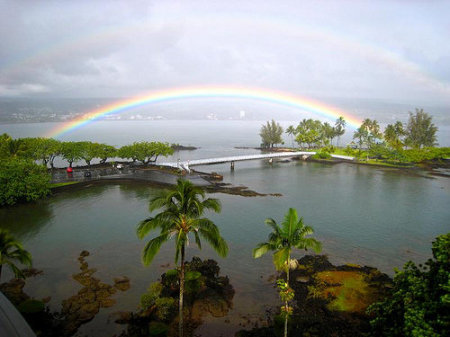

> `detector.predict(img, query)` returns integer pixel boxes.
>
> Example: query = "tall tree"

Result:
[335,116,346,147]
[295,119,324,149]
[0,229,32,282]
[60,141,83,168]
[286,125,296,148]
[260,120,284,148]
[253,208,321,337]
[96,143,117,164]
[405,108,438,148]
[353,126,369,154]
[361,118,382,148]
[384,121,406,150]
[137,179,228,337]
[322,122,335,146]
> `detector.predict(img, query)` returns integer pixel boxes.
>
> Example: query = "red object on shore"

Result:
[66,167,73,173]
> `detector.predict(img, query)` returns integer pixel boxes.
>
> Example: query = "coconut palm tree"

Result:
[285,125,296,148]
[137,178,228,337]
[0,229,32,282]
[253,208,321,337]
[335,116,346,147]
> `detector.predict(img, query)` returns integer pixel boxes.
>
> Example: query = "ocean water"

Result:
[0,120,449,336]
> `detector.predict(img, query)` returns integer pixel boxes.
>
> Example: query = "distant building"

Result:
[240,110,246,119]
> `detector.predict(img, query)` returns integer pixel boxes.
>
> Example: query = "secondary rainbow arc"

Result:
[46,86,363,138]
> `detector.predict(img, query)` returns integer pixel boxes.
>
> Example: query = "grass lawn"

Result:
[50,181,80,188]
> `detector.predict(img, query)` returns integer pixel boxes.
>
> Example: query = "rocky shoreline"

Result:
[237,255,392,337]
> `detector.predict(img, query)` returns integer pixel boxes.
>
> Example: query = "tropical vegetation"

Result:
[368,233,450,337]
[260,119,284,148]
[136,178,228,337]
[253,208,322,337]
[0,134,175,206]
[0,229,32,282]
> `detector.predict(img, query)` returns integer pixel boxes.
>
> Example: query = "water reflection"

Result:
[0,200,53,240]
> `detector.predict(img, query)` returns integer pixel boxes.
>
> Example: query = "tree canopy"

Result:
[0,158,50,206]
[368,233,450,337]
[405,108,438,148]
[260,120,284,148]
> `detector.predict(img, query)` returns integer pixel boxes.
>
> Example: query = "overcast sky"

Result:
[1,0,449,105]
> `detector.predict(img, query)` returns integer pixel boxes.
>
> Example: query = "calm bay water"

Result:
[0,120,449,336]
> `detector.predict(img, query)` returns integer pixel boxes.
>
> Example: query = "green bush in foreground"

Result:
[368,233,450,337]
[0,158,50,206]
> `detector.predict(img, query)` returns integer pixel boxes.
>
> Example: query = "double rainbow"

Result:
[47,86,362,138]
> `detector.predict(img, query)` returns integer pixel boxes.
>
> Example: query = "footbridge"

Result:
[161,152,354,173]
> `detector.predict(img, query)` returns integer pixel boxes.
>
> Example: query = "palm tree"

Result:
[285,125,296,148]
[253,208,321,337]
[137,178,228,337]
[335,116,346,147]
[0,229,32,282]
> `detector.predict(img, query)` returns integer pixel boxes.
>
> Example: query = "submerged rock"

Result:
[114,276,131,291]
[60,251,130,336]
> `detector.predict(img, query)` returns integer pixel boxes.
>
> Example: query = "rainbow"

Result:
[47,86,362,138]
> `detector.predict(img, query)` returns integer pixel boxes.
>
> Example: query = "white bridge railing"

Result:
[161,151,354,173]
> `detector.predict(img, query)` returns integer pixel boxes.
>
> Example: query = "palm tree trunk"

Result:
[284,255,290,337]
[179,244,185,337]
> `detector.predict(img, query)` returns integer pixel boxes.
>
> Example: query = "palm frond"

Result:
[149,190,171,212]
[198,227,228,257]
[273,247,290,271]
[136,217,161,239]
[6,261,25,279]
[281,208,298,237]
[300,224,314,237]
[193,230,202,250]
[202,198,221,213]
[142,233,169,265]
[265,218,282,236]
[296,237,322,253]
[252,242,272,258]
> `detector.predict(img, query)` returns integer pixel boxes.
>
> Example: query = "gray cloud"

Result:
[0,0,449,104]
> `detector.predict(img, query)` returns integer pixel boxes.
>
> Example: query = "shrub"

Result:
[368,233,450,336]
[0,159,50,206]
[140,282,163,310]
[154,297,175,320]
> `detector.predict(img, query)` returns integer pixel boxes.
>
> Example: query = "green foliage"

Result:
[353,118,382,152]
[260,119,284,148]
[294,119,325,149]
[60,141,83,167]
[184,271,204,294]
[276,278,295,337]
[405,108,438,148]
[17,299,45,314]
[0,229,32,281]
[334,116,346,144]
[140,282,163,310]
[401,147,450,163]
[78,141,99,166]
[118,141,173,164]
[368,233,450,337]
[384,121,406,150]
[148,321,169,336]
[137,178,227,337]
[253,208,321,272]
[154,297,175,320]
[277,279,295,303]
[96,143,117,164]
[312,150,331,159]
[0,158,50,206]
[137,178,227,266]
